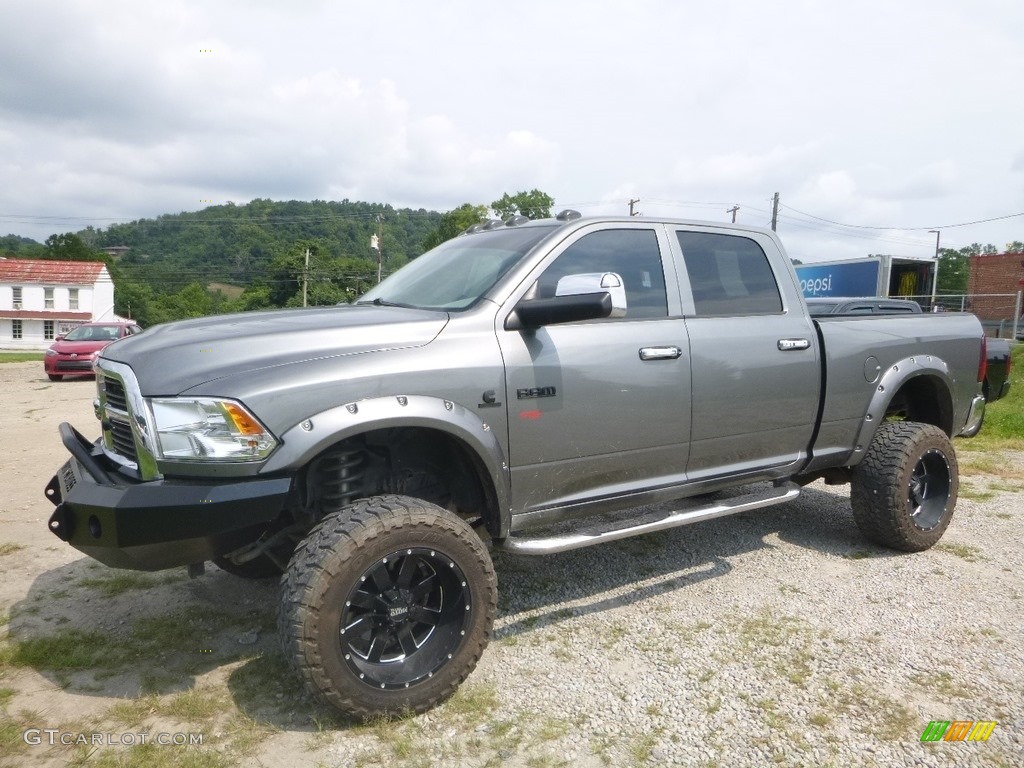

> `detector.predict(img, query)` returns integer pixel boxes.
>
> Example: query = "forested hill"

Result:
[86,198,438,289]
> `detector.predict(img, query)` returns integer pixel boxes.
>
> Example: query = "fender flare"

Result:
[260,394,511,534]
[848,354,955,465]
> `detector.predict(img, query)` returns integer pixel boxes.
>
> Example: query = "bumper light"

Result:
[149,398,277,461]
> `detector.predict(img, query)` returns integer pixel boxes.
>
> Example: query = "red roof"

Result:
[0,258,107,285]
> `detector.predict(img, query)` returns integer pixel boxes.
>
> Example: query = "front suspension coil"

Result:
[318,448,366,514]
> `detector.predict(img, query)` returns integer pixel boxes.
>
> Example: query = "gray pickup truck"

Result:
[45,212,986,718]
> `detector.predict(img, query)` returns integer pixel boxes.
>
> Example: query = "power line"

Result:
[779,204,1024,232]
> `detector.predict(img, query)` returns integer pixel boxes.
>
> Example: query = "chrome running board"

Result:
[493,482,801,555]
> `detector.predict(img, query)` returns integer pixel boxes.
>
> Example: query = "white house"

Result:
[0,258,116,349]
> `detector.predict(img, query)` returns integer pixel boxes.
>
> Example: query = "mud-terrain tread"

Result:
[278,494,496,718]
[850,421,958,552]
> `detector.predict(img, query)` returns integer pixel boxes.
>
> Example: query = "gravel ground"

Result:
[0,360,1021,767]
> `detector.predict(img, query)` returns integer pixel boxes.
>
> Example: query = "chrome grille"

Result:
[108,418,138,463]
[104,379,128,412]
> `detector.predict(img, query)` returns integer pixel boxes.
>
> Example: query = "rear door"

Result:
[497,223,692,516]
[671,227,819,480]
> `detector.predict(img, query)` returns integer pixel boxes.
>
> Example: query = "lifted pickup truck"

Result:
[45,212,986,718]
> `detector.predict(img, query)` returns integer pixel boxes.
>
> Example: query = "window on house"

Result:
[44,287,54,309]
[12,319,22,339]
[69,288,79,310]
[44,320,55,340]
[12,286,22,309]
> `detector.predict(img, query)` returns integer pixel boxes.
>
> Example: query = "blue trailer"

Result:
[794,255,937,307]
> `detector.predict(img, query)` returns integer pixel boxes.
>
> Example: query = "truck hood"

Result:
[101,305,449,395]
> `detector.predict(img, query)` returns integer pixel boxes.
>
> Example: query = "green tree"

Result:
[148,283,217,324]
[44,232,103,262]
[113,279,156,326]
[1005,240,1024,253]
[936,248,969,295]
[490,189,554,220]
[421,203,488,251]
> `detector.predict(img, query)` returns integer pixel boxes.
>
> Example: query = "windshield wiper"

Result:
[355,298,414,308]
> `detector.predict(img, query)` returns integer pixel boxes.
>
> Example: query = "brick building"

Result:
[966,252,1024,334]
[0,258,116,349]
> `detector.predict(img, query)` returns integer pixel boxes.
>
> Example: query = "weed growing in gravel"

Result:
[0,543,25,556]
[629,729,663,765]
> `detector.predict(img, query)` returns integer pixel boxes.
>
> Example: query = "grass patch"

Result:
[0,352,44,363]
[935,542,984,562]
[911,670,976,700]
[441,681,499,719]
[959,484,997,502]
[959,343,1024,450]
[815,679,917,741]
[0,543,24,557]
[10,628,120,670]
[69,741,233,768]
[77,571,186,597]
[842,549,876,560]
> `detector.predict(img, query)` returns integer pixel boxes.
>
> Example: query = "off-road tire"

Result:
[279,494,497,718]
[213,554,284,579]
[850,421,958,552]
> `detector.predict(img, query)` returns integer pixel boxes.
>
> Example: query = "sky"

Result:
[1,0,1022,263]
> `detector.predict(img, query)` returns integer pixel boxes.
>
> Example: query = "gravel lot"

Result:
[0,359,1021,767]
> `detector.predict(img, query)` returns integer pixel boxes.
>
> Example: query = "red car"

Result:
[44,321,143,381]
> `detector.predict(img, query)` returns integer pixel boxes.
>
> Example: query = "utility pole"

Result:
[629,198,641,217]
[727,205,739,223]
[374,213,384,283]
[302,247,310,307]
[771,192,779,231]
[928,230,941,311]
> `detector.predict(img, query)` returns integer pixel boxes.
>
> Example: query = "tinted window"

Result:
[677,232,782,316]
[536,229,668,318]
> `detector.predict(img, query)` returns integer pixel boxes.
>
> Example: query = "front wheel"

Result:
[279,495,497,718]
[47,374,63,382]
[850,421,958,551]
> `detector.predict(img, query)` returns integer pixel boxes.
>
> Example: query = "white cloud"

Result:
[0,0,1021,258]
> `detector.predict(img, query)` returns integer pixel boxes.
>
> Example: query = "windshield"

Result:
[64,325,121,341]
[358,224,558,310]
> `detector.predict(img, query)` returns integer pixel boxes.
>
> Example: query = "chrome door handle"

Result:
[639,346,682,361]
[777,338,811,351]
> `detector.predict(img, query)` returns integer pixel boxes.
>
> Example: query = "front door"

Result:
[497,224,692,516]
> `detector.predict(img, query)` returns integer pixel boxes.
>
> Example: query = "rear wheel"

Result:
[850,421,958,551]
[279,495,496,718]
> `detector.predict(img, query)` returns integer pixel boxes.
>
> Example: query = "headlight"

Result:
[148,398,277,461]
[46,349,57,357]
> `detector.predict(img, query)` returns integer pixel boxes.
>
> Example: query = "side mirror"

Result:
[506,272,628,330]
[556,272,627,318]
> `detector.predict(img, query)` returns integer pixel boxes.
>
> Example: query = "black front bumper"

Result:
[45,423,294,571]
